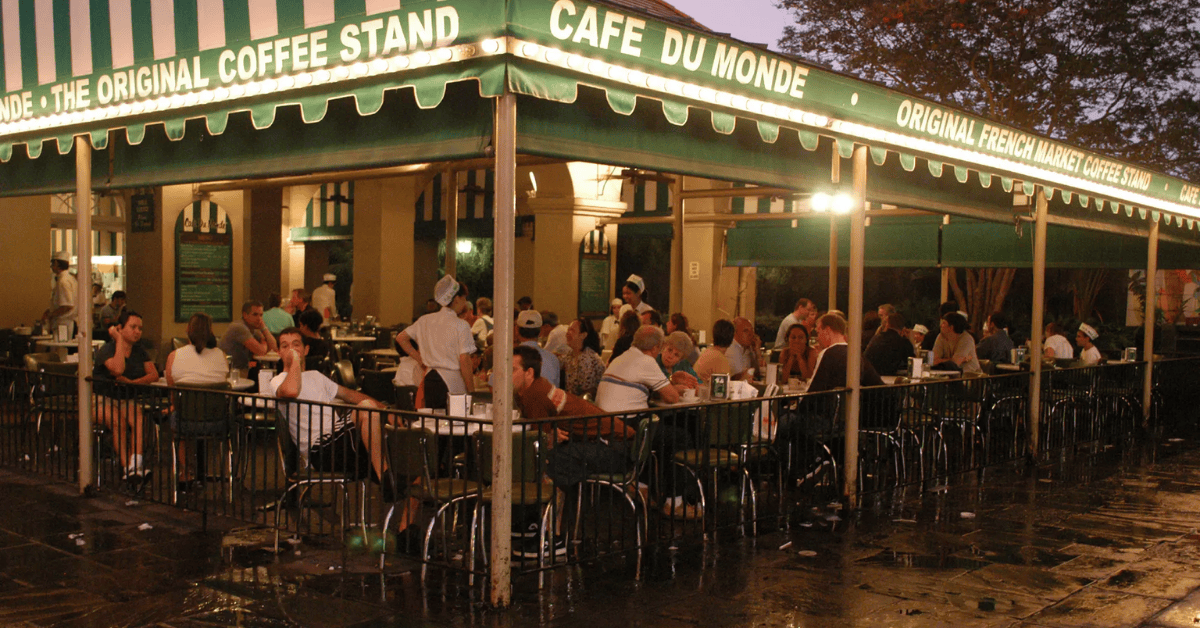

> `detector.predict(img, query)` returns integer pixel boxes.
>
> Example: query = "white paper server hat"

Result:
[434,274,460,306]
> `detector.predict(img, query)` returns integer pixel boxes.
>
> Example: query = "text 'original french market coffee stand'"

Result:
[3,0,1200,606]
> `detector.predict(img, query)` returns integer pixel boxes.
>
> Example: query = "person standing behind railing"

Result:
[394,275,477,409]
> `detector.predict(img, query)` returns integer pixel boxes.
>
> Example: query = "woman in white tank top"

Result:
[165,313,230,487]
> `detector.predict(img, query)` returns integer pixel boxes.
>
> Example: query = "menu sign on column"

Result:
[174,201,232,322]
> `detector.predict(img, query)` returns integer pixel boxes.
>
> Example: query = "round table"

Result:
[331,335,376,343]
[255,353,282,365]
[152,378,255,391]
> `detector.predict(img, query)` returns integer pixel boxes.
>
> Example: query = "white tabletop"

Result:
[255,353,282,363]
[331,335,376,343]
[237,394,276,408]
[365,348,400,357]
[37,338,105,348]
[152,378,255,391]
[409,416,525,437]
[995,363,1022,372]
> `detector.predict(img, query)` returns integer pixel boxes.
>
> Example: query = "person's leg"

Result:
[94,398,127,468]
[351,404,387,479]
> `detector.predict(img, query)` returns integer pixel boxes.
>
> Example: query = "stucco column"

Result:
[526,197,625,320]
[353,177,417,326]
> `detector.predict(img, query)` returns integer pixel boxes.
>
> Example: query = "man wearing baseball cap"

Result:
[515,309,561,387]
[1077,323,1102,366]
[395,275,477,409]
[312,273,339,323]
[43,251,78,336]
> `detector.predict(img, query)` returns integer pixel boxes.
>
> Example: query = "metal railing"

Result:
[3,357,1199,578]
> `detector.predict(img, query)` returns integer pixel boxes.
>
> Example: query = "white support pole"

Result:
[1143,217,1159,426]
[669,177,683,314]
[940,216,951,304]
[1028,188,1048,457]
[75,136,94,494]
[828,217,838,312]
[489,93,516,608]
[843,145,867,508]
[444,170,458,278]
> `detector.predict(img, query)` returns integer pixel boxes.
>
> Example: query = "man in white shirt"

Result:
[774,298,815,348]
[1077,323,1102,365]
[596,325,682,412]
[395,275,477,409]
[43,250,77,336]
[311,273,339,323]
[267,327,396,495]
[726,317,761,380]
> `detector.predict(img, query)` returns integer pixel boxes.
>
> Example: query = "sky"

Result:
[664,0,795,51]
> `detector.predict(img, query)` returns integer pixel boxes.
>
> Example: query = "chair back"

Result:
[360,369,396,406]
[37,360,79,398]
[383,425,437,488]
[175,382,233,438]
[473,430,549,485]
[274,409,301,477]
[631,416,660,475]
[394,385,418,411]
[24,352,60,371]
[702,403,755,449]
[334,359,357,390]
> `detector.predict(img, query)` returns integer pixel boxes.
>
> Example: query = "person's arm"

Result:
[654,381,681,403]
[242,325,277,356]
[459,353,475,393]
[132,362,159,385]
[396,331,423,367]
[952,336,976,366]
[337,386,382,408]
[164,351,177,386]
[275,347,304,398]
[103,332,129,377]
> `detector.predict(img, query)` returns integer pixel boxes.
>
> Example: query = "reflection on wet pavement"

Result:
[2,440,1200,626]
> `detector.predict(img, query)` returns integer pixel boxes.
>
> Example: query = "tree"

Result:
[948,268,1015,332]
[777,0,1200,180]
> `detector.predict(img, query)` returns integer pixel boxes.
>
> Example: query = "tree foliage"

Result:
[777,0,1200,180]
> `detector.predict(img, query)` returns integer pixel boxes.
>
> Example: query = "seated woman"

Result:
[657,331,701,389]
[778,323,815,381]
[666,313,700,364]
[562,317,605,398]
[93,311,159,487]
[298,308,330,363]
[165,312,229,488]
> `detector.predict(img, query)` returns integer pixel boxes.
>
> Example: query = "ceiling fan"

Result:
[318,190,354,205]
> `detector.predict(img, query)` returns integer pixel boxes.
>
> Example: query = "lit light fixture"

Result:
[831,193,855,214]
[456,240,472,254]
[810,192,831,212]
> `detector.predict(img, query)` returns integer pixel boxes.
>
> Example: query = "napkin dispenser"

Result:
[448,393,472,417]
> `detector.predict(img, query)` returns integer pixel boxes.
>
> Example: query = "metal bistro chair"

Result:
[672,402,759,536]
[574,415,659,549]
[380,424,485,570]
[272,409,369,551]
[360,369,397,407]
[170,382,234,504]
[474,429,558,569]
[28,357,78,454]
[333,359,357,390]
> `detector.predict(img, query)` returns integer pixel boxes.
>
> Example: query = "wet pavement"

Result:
[3,439,1200,627]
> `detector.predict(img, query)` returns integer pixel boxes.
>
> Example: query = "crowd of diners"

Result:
[77,265,1120,544]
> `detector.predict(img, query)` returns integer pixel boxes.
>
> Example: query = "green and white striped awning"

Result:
[291,181,353,241]
[622,178,670,216]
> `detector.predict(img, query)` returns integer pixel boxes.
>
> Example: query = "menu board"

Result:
[174,200,232,322]
[578,230,612,317]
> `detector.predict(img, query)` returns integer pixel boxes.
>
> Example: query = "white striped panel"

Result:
[3,0,22,92]
[303,0,334,28]
[340,202,348,227]
[70,0,92,76]
[364,0,399,15]
[109,0,134,68]
[150,0,176,59]
[34,0,56,84]
[196,0,226,50]
[247,0,277,41]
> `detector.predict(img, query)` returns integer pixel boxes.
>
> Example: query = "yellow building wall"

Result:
[0,196,52,329]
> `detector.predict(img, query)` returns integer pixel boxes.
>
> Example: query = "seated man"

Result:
[99,290,127,329]
[596,325,681,412]
[694,319,735,384]
[93,310,159,485]
[726,317,761,380]
[262,293,294,336]
[265,328,398,499]
[513,346,634,487]
[219,300,279,371]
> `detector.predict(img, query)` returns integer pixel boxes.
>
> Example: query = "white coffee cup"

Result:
[681,389,697,403]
